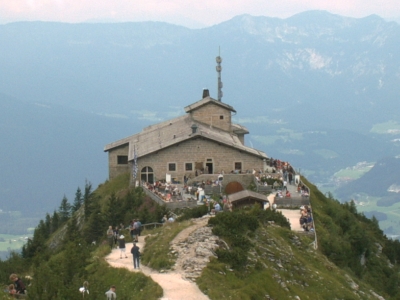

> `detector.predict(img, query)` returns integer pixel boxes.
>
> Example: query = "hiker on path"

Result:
[105,285,116,300]
[118,235,128,259]
[113,226,119,247]
[107,226,114,249]
[136,219,142,237]
[131,243,140,269]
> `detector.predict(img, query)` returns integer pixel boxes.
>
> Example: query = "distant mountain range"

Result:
[1,10,400,214]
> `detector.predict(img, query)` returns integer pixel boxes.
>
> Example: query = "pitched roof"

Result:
[184,96,236,113]
[104,114,267,161]
[228,190,270,203]
[232,123,249,134]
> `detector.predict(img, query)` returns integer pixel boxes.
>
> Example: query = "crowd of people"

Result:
[299,205,314,231]
[143,181,184,202]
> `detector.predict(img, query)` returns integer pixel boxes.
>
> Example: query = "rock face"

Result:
[171,224,220,281]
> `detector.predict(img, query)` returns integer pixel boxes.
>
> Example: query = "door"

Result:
[225,181,244,194]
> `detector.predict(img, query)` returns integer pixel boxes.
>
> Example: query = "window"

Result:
[141,166,154,183]
[117,155,128,164]
[168,163,176,171]
[185,163,193,171]
[234,162,242,171]
[220,115,224,120]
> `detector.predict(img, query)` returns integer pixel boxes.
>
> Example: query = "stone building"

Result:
[104,90,268,184]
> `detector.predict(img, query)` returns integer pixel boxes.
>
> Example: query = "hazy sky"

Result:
[1,0,399,28]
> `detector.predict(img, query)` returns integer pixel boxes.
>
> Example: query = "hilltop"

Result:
[1,173,400,299]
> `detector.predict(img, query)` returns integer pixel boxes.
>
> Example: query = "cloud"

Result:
[96,112,129,119]
[1,0,399,27]
[234,116,286,124]
[130,110,163,122]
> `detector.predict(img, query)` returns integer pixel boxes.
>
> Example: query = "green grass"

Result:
[95,172,131,198]
[197,225,369,299]
[85,252,163,300]
[197,179,399,299]
[141,221,193,270]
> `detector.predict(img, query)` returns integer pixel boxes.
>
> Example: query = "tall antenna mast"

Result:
[216,47,223,102]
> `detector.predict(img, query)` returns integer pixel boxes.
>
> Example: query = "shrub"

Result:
[215,248,248,269]
[176,205,208,221]
[248,206,291,229]
[208,210,261,269]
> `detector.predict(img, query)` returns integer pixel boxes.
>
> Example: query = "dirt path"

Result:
[268,193,303,231]
[278,209,303,231]
[105,218,210,300]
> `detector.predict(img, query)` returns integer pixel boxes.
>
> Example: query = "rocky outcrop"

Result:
[170,222,220,281]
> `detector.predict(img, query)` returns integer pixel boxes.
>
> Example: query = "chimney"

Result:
[202,89,210,98]
[191,124,198,134]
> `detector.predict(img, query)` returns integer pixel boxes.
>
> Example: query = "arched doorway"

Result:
[225,181,244,195]
[141,166,154,183]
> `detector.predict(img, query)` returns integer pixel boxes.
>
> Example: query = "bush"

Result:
[249,206,291,229]
[215,248,248,269]
[208,210,259,234]
[208,210,261,269]
[176,205,208,222]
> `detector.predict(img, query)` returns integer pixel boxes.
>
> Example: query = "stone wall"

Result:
[186,174,256,195]
[108,143,130,179]
[221,174,254,190]
[190,102,232,132]
[136,137,264,183]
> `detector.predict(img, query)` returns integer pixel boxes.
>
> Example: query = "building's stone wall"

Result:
[108,143,130,179]
[187,174,254,193]
[190,103,232,132]
[136,137,264,183]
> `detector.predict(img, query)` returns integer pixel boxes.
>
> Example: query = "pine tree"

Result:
[64,215,82,245]
[59,195,71,223]
[44,213,52,235]
[51,210,59,233]
[105,192,120,226]
[83,181,93,220]
[84,200,106,244]
[22,220,48,260]
[72,187,83,213]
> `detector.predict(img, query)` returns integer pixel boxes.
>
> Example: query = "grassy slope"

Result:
[141,220,194,270]
[140,176,394,299]
[140,216,386,299]
[84,174,164,299]
[82,245,163,299]
[22,173,164,300]
[197,226,368,299]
